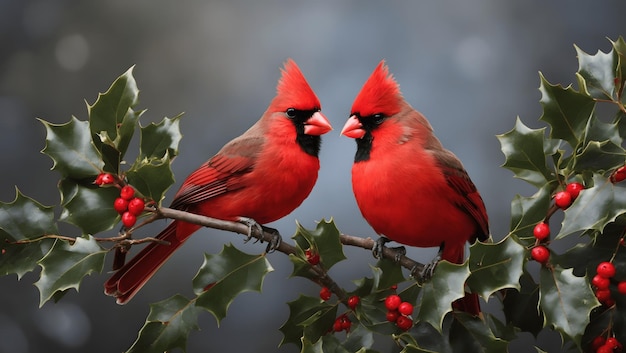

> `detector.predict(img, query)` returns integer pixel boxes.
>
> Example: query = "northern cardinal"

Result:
[105,59,332,304]
[341,61,489,315]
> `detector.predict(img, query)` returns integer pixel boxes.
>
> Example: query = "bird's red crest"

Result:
[351,60,402,117]
[270,59,320,111]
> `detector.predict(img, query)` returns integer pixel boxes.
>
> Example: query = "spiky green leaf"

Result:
[58,180,120,234]
[467,235,525,300]
[0,190,58,278]
[192,244,273,324]
[558,173,626,238]
[139,115,183,160]
[126,294,200,353]
[496,118,554,187]
[509,186,552,243]
[280,295,337,348]
[539,73,595,148]
[126,155,176,204]
[417,261,469,331]
[88,66,141,173]
[575,45,618,101]
[34,236,106,306]
[539,266,599,347]
[40,117,104,178]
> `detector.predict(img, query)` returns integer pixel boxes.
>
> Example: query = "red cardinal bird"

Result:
[341,61,489,315]
[105,59,332,304]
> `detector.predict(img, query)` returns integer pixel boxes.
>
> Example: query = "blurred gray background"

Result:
[1,1,625,352]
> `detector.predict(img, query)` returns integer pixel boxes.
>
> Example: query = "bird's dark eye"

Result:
[286,108,297,118]
[372,114,385,124]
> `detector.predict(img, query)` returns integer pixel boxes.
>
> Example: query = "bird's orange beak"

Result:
[304,112,333,136]
[340,115,365,139]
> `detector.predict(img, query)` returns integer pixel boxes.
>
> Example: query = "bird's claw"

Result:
[262,226,282,253]
[372,237,390,259]
[418,253,441,282]
[238,217,264,243]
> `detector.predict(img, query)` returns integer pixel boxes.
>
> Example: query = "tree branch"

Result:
[155,207,424,276]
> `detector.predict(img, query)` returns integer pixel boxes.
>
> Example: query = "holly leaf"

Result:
[575,44,618,101]
[449,314,509,353]
[502,272,543,337]
[88,66,141,173]
[370,258,406,291]
[139,115,183,161]
[279,294,337,348]
[539,73,596,148]
[417,261,469,331]
[126,294,200,353]
[58,180,120,234]
[496,118,554,187]
[509,186,552,243]
[40,117,104,179]
[539,266,600,347]
[291,219,347,273]
[467,235,525,301]
[192,244,273,324]
[573,139,626,172]
[0,190,58,278]
[34,236,106,306]
[126,155,176,204]
[558,173,626,239]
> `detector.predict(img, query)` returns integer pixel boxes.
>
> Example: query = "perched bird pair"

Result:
[104,59,489,315]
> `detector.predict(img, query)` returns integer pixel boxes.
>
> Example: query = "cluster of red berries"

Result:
[95,173,146,228]
[530,182,584,264]
[384,294,413,331]
[332,314,351,333]
[591,335,623,353]
[591,261,626,307]
[610,165,626,184]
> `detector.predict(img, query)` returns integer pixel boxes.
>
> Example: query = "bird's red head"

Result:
[350,60,402,118]
[270,59,321,112]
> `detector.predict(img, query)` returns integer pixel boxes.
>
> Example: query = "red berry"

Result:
[121,212,136,228]
[597,262,616,278]
[333,319,343,332]
[595,288,612,303]
[390,284,398,290]
[597,345,614,353]
[398,302,414,316]
[533,222,550,241]
[113,198,129,214]
[347,295,360,310]
[618,281,626,295]
[305,249,320,265]
[320,287,332,301]
[120,185,135,200]
[386,310,400,323]
[606,337,623,351]
[396,315,413,331]
[565,182,584,199]
[127,198,145,216]
[611,166,626,183]
[384,294,402,311]
[96,173,115,185]
[592,275,611,290]
[340,316,351,331]
[554,191,573,209]
[531,246,550,264]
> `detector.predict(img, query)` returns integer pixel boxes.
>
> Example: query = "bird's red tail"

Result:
[443,243,481,316]
[104,220,199,304]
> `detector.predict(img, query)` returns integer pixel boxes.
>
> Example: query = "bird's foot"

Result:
[261,226,282,253]
[372,237,406,261]
[238,217,264,243]
[417,253,442,282]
